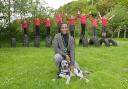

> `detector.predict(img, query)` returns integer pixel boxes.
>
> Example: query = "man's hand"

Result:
[66,55,70,63]
[65,55,74,73]
[70,64,75,74]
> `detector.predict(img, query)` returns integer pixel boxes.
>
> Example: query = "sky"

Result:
[45,0,78,9]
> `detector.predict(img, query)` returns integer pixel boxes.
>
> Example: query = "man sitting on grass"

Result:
[54,23,92,79]
[54,23,81,78]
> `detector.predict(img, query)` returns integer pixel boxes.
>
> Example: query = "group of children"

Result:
[18,11,115,38]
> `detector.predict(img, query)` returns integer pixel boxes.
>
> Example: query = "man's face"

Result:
[60,24,69,34]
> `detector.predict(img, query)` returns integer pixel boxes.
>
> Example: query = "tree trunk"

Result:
[117,31,120,38]
[111,32,113,38]
[92,0,94,6]
[8,0,11,25]
[124,30,126,39]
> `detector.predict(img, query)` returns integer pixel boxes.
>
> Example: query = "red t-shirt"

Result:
[102,18,109,26]
[80,16,89,24]
[34,19,41,26]
[45,20,51,27]
[69,18,77,26]
[91,18,98,27]
[56,15,63,23]
[21,22,29,29]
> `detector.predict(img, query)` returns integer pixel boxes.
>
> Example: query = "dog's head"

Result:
[61,60,69,70]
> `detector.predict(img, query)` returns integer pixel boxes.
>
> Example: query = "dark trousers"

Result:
[35,26,40,36]
[57,22,62,33]
[46,27,50,36]
[70,31,74,37]
[23,28,27,34]
[81,24,86,36]
[69,25,75,37]
[102,26,107,38]
[102,26,106,33]
[93,27,96,37]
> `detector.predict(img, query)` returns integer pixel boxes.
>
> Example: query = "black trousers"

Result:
[46,27,50,36]
[69,25,75,37]
[81,24,86,36]
[70,30,74,37]
[102,26,106,33]
[35,26,40,36]
[93,27,96,37]
[57,22,62,33]
[23,28,27,34]
[102,26,107,38]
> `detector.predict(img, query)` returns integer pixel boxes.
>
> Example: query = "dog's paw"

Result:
[82,70,93,75]
[66,81,70,85]
[51,79,56,82]
[80,78,89,83]
[85,79,89,83]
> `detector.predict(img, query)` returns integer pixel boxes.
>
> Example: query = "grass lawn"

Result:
[0,39,128,89]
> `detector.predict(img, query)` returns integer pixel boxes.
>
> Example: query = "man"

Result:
[54,23,80,78]
[98,12,115,38]
[66,14,77,37]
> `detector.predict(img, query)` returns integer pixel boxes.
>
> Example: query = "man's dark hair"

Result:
[60,23,68,27]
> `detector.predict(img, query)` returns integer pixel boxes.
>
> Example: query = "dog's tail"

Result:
[82,70,93,75]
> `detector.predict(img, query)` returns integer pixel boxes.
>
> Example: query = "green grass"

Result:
[0,39,128,89]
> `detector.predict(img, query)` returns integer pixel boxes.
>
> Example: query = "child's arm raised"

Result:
[108,15,115,20]
[98,12,102,19]
[65,14,70,20]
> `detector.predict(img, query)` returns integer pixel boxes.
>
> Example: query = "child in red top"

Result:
[22,20,29,34]
[17,19,29,34]
[66,14,77,37]
[42,18,51,36]
[32,18,43,36]
[77,11,90,36]
[89,14,98,37]
[98,12,115,38]
[55,12,64,33]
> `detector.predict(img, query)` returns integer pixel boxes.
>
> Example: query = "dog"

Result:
[58,60,89,84]
[59,60,71,84]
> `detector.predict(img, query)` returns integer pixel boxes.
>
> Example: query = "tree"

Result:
[96,0,115,15]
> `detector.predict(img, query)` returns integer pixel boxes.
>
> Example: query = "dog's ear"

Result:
[59,63,62,69]
[77,68,80,73]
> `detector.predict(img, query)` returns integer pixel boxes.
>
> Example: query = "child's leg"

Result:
[35,26,40,36]
[24,28,27,34]
[102,26,106,38]
[57,22,61,33]
[46,27,50,36]
[93,27,96,37]
[81,24,85,36]
[70,25,75,37]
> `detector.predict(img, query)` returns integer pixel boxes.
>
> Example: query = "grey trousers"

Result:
[54,53,80,70]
